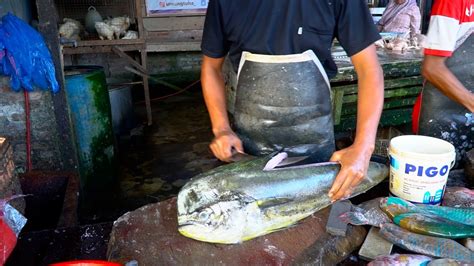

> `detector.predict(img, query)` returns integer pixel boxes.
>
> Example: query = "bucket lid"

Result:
[390,135,456,159]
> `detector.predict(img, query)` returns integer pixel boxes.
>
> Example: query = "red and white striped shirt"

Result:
[424,0,474,57]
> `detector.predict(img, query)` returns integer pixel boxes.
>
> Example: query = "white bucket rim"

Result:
[389,135,456,160]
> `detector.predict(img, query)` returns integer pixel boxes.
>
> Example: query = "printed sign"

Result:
[146,0,209,16]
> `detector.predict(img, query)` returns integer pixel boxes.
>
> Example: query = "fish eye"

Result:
[199,211,210,221]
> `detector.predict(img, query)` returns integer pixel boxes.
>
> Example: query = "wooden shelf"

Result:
[146,41,201,52]
[75,39,145,47]
[62,39,145,55]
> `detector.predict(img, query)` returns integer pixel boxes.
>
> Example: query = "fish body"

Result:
[368,254,432,266]
[379,223,474,262]
[177,153,388,244]
[381,197,474,226]
[393,212,474,239]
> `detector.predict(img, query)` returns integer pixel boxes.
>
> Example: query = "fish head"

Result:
[177,185,258,244]
[178,196,260,244]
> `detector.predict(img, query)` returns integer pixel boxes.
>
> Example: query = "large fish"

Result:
[177,152,388,244]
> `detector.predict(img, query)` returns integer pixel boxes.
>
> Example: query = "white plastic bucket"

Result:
[389,135,456,205]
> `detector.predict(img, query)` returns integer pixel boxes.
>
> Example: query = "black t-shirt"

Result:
[201,0,381,78]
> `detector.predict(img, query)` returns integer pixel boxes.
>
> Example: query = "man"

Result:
[417,0,473,162]
[201,0,384,201]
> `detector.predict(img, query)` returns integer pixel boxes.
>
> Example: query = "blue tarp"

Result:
[0,13,59,93]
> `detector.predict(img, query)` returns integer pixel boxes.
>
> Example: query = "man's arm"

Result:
[329,44,384,201]
[422,55,474,112]
[201,55,244,161]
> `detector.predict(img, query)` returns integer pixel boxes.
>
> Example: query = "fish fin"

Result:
[257,197,293,209]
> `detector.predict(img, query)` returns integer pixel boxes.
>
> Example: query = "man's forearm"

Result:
[422,57,474,112]
[351,45,384,152]
[354,66,384,151]
[201,56,232,135]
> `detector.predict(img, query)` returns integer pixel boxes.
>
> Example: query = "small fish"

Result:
[177,152,388,244]
[379,223,474,262]
[443,187,474,208]
[393,212,474,239]
[339,197,391,227]
[381,197,474,226]
[368,254,432,266]
[428,259,473,266]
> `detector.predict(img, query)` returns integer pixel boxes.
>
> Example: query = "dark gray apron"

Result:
[419,34,474,164]
[233,51,335,162]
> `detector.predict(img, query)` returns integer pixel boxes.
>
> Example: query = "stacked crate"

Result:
[331,53,424,132]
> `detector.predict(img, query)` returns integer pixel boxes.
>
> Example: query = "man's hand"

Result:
[328,144,373,201]
[210,130,244,162]
[201,55,243,162]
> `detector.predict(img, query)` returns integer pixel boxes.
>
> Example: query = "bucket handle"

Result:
[449,151,457,169]
[449,159,456,169]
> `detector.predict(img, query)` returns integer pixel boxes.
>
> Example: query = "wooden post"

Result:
[35,0,78,171]
[138,0,152,126]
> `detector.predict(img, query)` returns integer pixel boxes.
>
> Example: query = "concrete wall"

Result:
[0,77,62,171]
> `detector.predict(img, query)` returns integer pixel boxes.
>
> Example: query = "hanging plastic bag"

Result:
[0,13,59,93]
[0,196,27,265]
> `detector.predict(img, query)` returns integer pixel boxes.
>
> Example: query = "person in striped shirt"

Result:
[422,0,474,112]
[416,0,473,162]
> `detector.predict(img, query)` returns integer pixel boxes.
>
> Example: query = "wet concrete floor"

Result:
[80,86,224,224]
